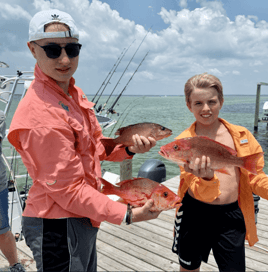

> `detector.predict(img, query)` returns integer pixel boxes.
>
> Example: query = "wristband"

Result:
[125,146,136,156]
[126,203,133,225]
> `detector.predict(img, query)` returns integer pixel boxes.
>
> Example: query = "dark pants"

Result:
[172,192,246,271]
[22,217,98,272]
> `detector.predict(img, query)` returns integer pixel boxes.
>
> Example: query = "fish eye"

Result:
[163,192,168,198]
[161,126,166,131]
[174,144,179,150]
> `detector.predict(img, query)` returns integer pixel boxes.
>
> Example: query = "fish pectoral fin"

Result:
[117,198,128,204]
[215,168,231,175]
[100,138,117,156]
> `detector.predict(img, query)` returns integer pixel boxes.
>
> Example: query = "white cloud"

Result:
[1,0,268,95]
[0,3,31,20]
[232,70,240,75]
[208,68,222,76]
[178,0,188,9]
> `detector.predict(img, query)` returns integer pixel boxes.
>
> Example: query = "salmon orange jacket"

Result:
[100,177,181,212]
[159,136,264,175]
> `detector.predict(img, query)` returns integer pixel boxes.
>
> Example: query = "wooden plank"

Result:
[0,246,36,272]
[97,239,163,271]
[99,222,218,271]
[0,253,10,271]
[16,240,33,259]
[97,251,130,271]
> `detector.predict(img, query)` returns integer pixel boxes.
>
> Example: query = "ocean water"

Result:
[3,94,268,191]
[89,94,268,181]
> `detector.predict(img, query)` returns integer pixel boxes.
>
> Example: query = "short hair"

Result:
[184,73,223,104]
[44,22,70,32]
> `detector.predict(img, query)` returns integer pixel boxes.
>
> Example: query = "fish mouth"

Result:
[158,150,169,158]
[173,201,182,208]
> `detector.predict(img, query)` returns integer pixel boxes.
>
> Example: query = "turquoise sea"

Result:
[3,94,268,191]
[89,94,268,181]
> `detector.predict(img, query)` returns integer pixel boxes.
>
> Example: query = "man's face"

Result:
[28,23,79,87]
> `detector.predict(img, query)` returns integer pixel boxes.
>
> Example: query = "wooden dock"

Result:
[1,175,268,271]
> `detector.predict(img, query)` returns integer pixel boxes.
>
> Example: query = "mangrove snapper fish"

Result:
[100,177,181,212]
[101,122,172,156]
[159,136,264,175]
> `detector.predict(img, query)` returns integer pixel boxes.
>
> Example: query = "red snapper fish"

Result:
[100,177,181,212]
[159,136,264,175]
[101,122,172,156]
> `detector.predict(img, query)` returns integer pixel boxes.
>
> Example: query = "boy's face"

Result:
[27,23,79,87]
[187,87,223,126]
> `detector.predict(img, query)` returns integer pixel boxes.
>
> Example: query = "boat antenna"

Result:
[106,51,149,114]
[94,39,135,108]
[100,26,152,112]
[92,47,125,103]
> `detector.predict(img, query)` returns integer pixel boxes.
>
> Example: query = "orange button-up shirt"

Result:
[175,118,268,246]
[8,64,132,228]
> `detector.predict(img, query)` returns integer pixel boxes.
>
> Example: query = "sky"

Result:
[1,0,268,96]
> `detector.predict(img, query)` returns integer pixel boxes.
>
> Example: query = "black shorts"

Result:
[22,217,98,272]
[172,192,246,271]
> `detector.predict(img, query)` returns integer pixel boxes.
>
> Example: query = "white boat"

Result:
[262,101,268,121]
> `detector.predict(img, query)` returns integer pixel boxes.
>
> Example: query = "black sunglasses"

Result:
[33,42,82,59]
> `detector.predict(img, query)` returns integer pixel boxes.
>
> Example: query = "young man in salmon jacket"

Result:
[7,9,160,272]
[172,73,268,271]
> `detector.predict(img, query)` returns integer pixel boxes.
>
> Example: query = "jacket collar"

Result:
[187,118,246,139]
[34,63,76,97]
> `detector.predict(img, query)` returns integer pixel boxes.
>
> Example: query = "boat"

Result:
[262,101,268,122]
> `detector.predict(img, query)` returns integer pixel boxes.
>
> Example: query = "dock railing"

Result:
[254,82,268,132]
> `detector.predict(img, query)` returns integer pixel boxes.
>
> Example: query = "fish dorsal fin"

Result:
[115,123,152,136]
[115,127,126,136]
[116,177,144,186]
[197,136,237,156]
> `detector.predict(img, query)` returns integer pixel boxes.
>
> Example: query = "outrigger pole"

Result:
[106,51,149,114]
[92,47,126,103]
[100,26,152,113]
[94,39,135,108]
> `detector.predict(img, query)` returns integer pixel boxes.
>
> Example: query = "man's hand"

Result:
[183,155,214,180]
[131,199,161,223]
[128,135,156,154]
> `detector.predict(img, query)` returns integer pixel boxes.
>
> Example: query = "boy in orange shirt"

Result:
[172,73,268,271]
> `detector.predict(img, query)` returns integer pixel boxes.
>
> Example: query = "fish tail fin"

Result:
[100,138,118,156]
[241,152,264,175]
[100,177,116,195]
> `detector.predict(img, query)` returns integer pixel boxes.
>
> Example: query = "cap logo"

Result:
[51,14,59,20]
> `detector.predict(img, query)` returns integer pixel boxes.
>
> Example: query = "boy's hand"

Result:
[128,135,156,154]
[183,155,214,180]
[131,199,161,222]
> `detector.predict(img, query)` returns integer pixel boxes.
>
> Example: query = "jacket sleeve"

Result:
[179,166,221,202]
[16,127,127,225]
[245,132,268,200]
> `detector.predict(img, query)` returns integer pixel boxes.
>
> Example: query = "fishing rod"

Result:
[94,40,135,110]
[92,47,125,103]
[100,27,152,113]
[106,51,149,115]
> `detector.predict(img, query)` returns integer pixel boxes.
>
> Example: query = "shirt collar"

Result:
[187,118,245,139]
[34,63,76,97]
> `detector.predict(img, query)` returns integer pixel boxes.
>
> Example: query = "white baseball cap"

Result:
[29,9,79,42]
